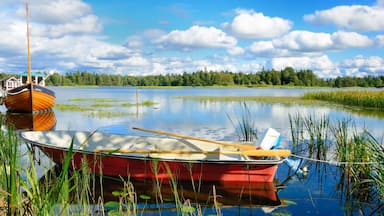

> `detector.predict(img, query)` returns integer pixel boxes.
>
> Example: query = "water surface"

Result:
[6,87,384,215]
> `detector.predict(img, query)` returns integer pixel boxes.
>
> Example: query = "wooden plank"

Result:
[95,149,291,157]
[132,127,256,150]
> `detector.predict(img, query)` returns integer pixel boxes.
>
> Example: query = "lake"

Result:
[3,87,384,215]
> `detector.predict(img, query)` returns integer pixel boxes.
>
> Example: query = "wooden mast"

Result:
[26,0,31,83]
[26,0,34,112]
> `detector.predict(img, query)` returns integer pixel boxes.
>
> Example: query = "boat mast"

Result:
[26,0,32,84]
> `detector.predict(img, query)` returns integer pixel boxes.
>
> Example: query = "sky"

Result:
[0,0,383,78]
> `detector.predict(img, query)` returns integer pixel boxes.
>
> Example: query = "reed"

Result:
[288,113,384,210]
[0,124,22,215]
[106,178,138,215]
[22,140,79,215]
[288,113,305,148]
[288,113,330,160]
[303,90,384,109]
[228,102,258,142]
[304,114,330,160]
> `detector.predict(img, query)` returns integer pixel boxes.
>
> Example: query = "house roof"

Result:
[19,72,46,77]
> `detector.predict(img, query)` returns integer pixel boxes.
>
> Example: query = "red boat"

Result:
[21,130,289,182]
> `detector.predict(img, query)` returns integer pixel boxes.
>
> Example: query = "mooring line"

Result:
[290,153,383,166]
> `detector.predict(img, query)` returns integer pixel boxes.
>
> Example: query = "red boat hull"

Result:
[39,146,279,182]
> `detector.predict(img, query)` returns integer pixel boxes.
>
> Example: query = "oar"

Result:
[95,149,291,157]
[132,127,256,151]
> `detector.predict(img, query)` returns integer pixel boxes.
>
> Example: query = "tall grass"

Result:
[303,90,384,109]
[0,124,22,215]
[288,113,384,213]
[288,113,330,160]
[227,102,258,142]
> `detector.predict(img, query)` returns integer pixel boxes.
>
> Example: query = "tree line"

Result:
[2,67,384,88]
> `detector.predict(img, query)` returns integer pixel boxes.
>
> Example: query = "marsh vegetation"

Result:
[55,98,157,118]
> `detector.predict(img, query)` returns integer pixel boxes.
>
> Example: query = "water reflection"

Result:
[40,168,285,215]
[4,111,56,131]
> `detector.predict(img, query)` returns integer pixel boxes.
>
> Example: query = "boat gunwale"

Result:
[20,131,286,165]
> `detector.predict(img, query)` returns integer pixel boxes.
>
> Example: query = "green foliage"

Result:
[3,68,384,88]
[0,124,22,215]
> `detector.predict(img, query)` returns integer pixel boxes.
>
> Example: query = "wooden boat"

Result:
[21,130,290,182]
[2,1,55,113]
[4,111,56,131]
[4,82,55,112]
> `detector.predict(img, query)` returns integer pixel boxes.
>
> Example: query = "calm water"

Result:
[5,87,384,215]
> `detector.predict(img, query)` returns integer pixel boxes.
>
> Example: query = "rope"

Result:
[290,153,384,166]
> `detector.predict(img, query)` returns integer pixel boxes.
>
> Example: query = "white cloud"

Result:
[375,35,384,47]
[0,19,26,55]
[331,31,373,48]
[125,29,166,48]
[248,41,290,57]
[42,15,102,38]
[13,0,102,38]
[18,0,92,25]
[271,55,340,78]
[304,5,384,32]
[121,56,149,67]
[227,46,244,55]
[222,9,292,39]
[340,55,384,76]
[248,31,373,57]
[155,25,237,50]
[273,31,333,52]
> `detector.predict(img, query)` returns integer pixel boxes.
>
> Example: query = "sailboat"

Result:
[3,0,55,113]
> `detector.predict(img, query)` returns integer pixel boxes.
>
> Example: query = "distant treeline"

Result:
[4,67,384,88]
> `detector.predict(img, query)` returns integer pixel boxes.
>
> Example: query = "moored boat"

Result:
[4,82,55,113]
[21,130,290,182]
[1,0,55,113]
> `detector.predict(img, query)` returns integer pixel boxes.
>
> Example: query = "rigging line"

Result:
[290,153,384,166]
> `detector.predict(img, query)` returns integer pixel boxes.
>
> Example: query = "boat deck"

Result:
[22,130,255,161]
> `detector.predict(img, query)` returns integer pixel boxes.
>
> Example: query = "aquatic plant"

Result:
[288,113,330,160]
[0,124,22,215]
[288,113,384,214]
[22,139,80,215]
[303,90,384,109]
[228,102,258,142]
[288,113,305,151]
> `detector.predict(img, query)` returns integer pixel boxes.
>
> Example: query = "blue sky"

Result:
[0,0,383,78]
